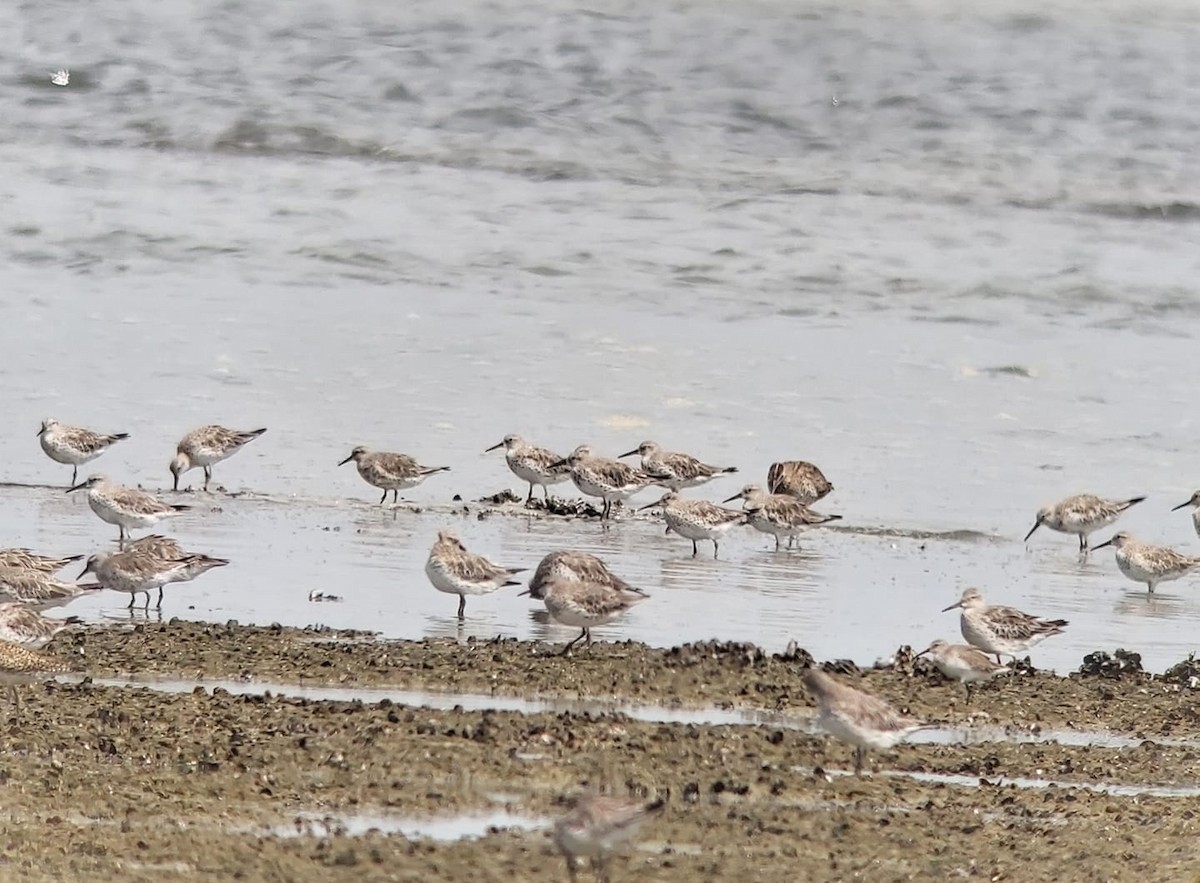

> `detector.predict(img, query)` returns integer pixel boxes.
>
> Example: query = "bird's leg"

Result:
[691,540,698,557]
[853,746,865,775]
[127,594,135,610]
[203,466,212,490]
[712,539,719,560]
[774,536,781,551]
[564,856,578,883]
[1079,534,1088,553]
[9,686,19,711]
[143,592,151,611]
[457,596,466,619]
[525,484,534,505]
[71,466,78,485]
[392,489,399,504]
[963,682,972,705]
[156,587,164,608]
[561,628,587,656]
[596,855,611,883]
[1148,582,1156,594]
[378,489,388,505]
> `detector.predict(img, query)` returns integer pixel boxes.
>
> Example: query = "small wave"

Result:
[1082,201,1200,223]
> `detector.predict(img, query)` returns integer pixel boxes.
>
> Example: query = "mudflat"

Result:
[1,622,1196,881]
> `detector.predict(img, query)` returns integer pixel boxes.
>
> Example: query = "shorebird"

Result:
[0,549,82,575]
[36,418,129,485]
[1024,493,1146,553]
[521,576,649,655]
[0,604,79,650]
[766,460,834,505]
[723,483,841,550]
[170,425,267,491]
[917,639,1010,701]
[618,440,737,491]
[339,446,450,504]
[551,446,658,521]
[1092,531,1200,594]
[553,794,664,883]
[942,588,1067,664]
[424,530,524,618]
[1171,491,1200,540]
[0,568,102,608]
[802,667,926,775]
[0,640,75,707]
[80,547,229,609]
[66,475,190,543]
[526,551,636,601]
[484,434,571,504]
[639,491,746,558]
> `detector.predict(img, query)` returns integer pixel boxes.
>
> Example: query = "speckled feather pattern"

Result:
[766,460,833,504]
[526,551,636,600]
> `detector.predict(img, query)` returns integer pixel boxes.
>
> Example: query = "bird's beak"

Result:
[638,501,662,512]
[1023,520,1042,542]
[1092,537,1115,550]
[517,589,531,596]
[34,427,42,436]
[337,455,353,466]
[484,442,504,453]
[618,449,639,459]
[549,458,568,469]
[173,473,179,491]
[940,601,963,613]
[65,481,86,494]
[77,565,91,579]
[1172,500,1193,512]
[915,646,932,658]
[722,493,742,504]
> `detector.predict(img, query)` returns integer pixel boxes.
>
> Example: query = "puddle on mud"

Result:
[90,675,1190,750]
[261,810,549,841]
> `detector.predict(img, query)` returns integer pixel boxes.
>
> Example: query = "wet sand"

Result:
[1,621,1194,881]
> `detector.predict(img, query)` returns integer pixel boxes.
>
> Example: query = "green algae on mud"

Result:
[3,621,1195,881]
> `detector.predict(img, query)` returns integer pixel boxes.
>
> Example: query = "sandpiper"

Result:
[942,588,1067,664]
[618,440,737,491]
[723,483,841,550]
[521,576,649,655]
[484,434,571,504]
[551,445,658,520]
[553,794,664,883]
[0,568,101,608]
[80,547,229,609]
[424,530,524,618]
[0,604,79,650]
[66,474,190,543]
[639,491,746,558]
[1171,491,1200,540]
[339,446,450,504]
[1024,493,1146,553]
[526,551,636,601]
[37,418,129,486]
[0,640,76,707]
[125,534,230,582]
[917,639,1010,701]
[170,425,267,491]
[767,460,834,505]
[1092,531,1200,594]
[802,667,926,775]
[0,549,82,575]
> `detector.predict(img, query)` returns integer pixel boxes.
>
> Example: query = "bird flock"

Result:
[9,418,1200,860]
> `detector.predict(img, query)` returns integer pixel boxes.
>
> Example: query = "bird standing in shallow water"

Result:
[521,576,648,655]
[170,425,267,491]
[67,475,190,545]
[639,491,745,559]
[1023,493,1145,553]
[339,446,450,504]
[1092,531,1200,594]
[424,530,524,618]
[551,445,658,521]
[724,483,841,550]
[37,418,129,486]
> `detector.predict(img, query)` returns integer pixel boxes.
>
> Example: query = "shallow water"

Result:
[92,675,1197,750]
[5,0,1200,674]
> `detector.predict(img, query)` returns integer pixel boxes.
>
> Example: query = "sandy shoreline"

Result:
[0,621,1190,880]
